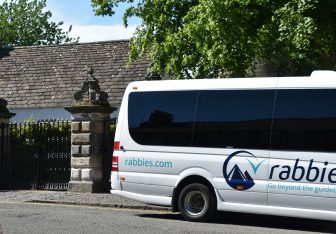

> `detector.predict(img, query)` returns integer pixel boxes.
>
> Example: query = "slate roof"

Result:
[0,40,152,109]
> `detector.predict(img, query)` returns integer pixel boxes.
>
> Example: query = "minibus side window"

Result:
[271,89,336,152]
[128,91,198,146]
[192,90,275,149]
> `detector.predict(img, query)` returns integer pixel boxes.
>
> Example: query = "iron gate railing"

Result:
[1,120,71,190]
[102,120,116,192]
[0,123,9,189]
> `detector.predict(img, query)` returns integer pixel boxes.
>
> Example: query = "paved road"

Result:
[0,202,335,234]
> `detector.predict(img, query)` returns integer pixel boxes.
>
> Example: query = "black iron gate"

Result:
[0,120,71,190]
[0,123,9,189]
[102,120,116,192]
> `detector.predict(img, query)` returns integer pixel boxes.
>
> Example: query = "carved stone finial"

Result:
[73,67,109,107]
[86,66,94,76]
[0,98,16,118]
[146,72,162,80]
[85,66,97,82]
[0,98,8,112]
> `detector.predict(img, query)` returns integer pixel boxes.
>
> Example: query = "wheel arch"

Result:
[172,173,216,212]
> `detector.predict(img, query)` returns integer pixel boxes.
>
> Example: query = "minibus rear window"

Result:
[128,91,198,146]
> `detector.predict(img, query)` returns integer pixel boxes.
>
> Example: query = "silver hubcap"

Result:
[184,191,207,216]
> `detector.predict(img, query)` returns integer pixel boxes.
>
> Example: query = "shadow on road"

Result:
[138,211,336,233]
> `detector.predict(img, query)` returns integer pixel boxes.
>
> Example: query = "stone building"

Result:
[0,40,153,121]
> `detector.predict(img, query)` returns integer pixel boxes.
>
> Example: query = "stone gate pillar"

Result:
[0,98,15,189]
[65,67,115,193]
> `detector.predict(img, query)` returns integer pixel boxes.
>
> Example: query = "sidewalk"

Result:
[0,190,171,211]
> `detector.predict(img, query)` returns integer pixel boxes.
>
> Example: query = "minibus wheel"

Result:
[178,183,216,222]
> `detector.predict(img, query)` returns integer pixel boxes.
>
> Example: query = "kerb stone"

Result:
[68,181,102,193]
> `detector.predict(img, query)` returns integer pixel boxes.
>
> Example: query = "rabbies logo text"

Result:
[223,151,265,191]
[223,150,336,192]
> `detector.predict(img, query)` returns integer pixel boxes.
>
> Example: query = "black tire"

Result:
[178,183,216,222]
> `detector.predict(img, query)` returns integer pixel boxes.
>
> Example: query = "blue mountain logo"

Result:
[223,151,263,191]
[227,164,255,190]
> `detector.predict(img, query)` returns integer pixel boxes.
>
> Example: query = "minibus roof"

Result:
[127,70,336,92]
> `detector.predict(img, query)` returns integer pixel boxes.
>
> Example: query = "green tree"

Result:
[91,0,336,78]
[0,0,78,48]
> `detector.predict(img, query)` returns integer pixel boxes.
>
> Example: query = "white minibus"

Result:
[111,70,336,221]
